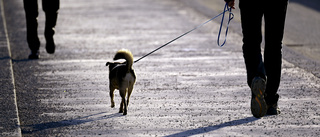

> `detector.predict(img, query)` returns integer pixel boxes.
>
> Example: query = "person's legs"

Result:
[239,0,267,118]
[264,0,288,114]
[23,0,40,59]
[239,0,265,87]
[42,0,59,54]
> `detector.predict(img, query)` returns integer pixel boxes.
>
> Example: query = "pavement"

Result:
[1,0,320,136]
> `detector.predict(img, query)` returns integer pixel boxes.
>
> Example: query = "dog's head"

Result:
[106,61,126,71]
[106,62,117,71]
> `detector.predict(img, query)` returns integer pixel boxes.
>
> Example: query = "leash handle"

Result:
[217,3,234,47]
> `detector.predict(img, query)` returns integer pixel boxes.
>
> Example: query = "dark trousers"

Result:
[23,0,59,52]
[239,0,288,105]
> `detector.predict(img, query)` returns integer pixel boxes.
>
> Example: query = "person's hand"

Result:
[224,0,235,9]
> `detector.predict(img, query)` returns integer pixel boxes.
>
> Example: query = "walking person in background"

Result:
[225,0,288,118]
[23,0,60,59]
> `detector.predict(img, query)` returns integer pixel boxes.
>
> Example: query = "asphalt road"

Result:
[1,0,320,136]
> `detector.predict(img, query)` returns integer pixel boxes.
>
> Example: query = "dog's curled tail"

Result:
[113,49,134,71]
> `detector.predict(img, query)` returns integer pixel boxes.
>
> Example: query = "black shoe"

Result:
[250,77,267,118]
[267,103,281,115]
[28,50,39,59]
[46,38,55,54]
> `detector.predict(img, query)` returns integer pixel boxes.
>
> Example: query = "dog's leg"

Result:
[127,84,134,106]
[119,97,124,114]
[109,86,115,108]
[119,88,128,115]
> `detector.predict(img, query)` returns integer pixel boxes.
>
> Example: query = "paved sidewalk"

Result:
[1,0,320,136]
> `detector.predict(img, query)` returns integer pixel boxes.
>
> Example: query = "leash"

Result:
[134,3,234,63]
[217,3,234,47]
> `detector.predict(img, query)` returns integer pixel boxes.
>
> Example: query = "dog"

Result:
[106,49,136,115]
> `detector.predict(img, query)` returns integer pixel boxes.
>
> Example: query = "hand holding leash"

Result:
[225,0,235,9]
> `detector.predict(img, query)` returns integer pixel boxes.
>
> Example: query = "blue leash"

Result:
[217,3,234,47]
[134,3,234,63]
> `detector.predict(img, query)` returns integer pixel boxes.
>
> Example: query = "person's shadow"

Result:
[21,112,122,134]
[165,116,259,137]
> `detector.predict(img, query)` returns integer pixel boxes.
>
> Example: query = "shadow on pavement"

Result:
[165,117,259,137]
[21,112,122,134]
[0,56,11,60]
[11,59,32,63]
[0,56,34,63]
[290,0,320,12]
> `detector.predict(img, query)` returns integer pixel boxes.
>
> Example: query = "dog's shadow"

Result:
[21,112,122,134]
[165,116,259,137]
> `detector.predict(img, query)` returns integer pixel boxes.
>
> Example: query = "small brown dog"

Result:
[106,49,136,115]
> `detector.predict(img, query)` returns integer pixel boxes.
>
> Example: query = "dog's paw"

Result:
[123,109,127,115]
[119,108,123,113]
[111,102,115,108]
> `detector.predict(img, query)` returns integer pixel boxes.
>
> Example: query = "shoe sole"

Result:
[251,77,267,118]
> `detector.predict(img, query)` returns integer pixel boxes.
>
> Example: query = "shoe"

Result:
[267,103,281,115]
[28,50,39,59]
[250,77,267,118]
[45,37,55,54]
